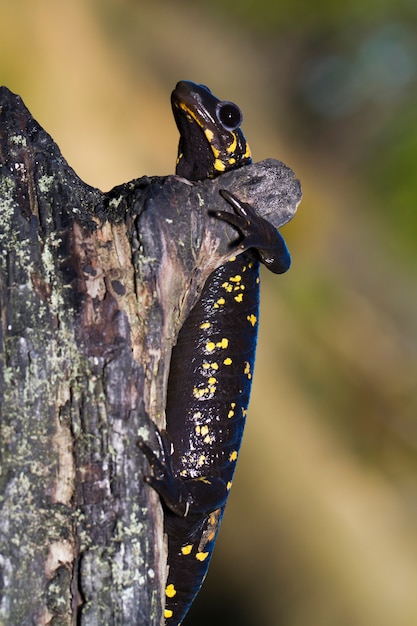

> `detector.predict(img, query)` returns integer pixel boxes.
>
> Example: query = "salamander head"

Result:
[171,80,252,181]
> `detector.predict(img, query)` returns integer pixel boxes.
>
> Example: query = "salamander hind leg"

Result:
[138,430,229,518]
[214,188,291,274]
[138,430,186,516]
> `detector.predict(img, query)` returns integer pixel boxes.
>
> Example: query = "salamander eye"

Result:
[216,101,243,131]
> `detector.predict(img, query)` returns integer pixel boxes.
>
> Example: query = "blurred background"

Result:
[2,1,417,624]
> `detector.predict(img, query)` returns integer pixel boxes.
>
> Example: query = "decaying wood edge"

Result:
[0,86,302,626]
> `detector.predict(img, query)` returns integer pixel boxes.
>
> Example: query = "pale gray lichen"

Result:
[0,176,16,251]
[38,173,54,194]
[10,133,27,147]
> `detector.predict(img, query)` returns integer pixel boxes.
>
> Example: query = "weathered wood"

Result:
[0,86,301,625]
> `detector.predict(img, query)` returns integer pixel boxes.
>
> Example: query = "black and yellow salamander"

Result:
[138,81,291,624]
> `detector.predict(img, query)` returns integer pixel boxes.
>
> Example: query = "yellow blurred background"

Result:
[2,1,417,624]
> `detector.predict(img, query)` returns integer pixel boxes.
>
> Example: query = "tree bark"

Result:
[0,86,301,625]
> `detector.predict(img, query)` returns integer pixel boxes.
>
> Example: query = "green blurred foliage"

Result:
[2,0,417,625]
[180,0,413,31]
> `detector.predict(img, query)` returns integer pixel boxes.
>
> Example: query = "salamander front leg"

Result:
[214,189,291,274]
[138,429,229,518]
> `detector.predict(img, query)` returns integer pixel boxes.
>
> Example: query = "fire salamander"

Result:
[138,81,291,624]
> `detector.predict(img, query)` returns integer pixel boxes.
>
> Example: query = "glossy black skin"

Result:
[138,81,290,625]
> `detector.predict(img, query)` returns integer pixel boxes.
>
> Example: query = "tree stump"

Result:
[0,86,301,625]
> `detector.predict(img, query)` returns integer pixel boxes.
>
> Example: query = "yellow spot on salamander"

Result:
[193,387,210,398]
[200,321,211,330]
[206,339,227,353]
[193,411,202,419]
[201,425,209,436]
[228,402,236,418]
[176,97,213,148]
[234,293,243,303]
[166,584,177,598]
[204,128,214,143]
[244,144,251,159]
[203,361,219,371]
[221,281,233,293]
[247,314,257,326]
[230,275,242,283]
[197,455,206,466]
[229,450,238,462]
[195,425,201,435]
[244,361,252,379]
[226,132,237,153]
[196,551,209,562]
[226,481,233,490]
[164,609,173,619]
[228,157,236,165]
[223,357,232,365]
[214,158,226,172]
[208,377,217,385]
[214,297,225,308]
[229,256,237,262]
[181,544,193,555]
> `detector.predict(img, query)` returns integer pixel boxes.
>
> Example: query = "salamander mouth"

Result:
[171,83,219,181]
[171,81,218,135]
[171,81,213,110]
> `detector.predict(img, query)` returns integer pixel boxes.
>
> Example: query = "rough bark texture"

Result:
[0,87,302,625]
